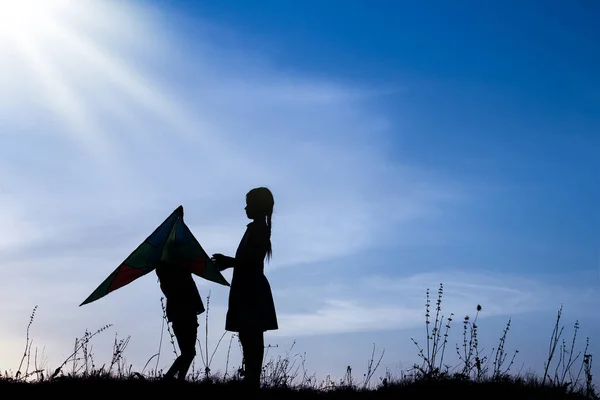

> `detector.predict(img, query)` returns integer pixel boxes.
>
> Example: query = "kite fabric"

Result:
[80,205,230,306]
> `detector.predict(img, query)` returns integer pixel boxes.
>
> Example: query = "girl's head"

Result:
[245,187,274,220]
[245,186,274,260]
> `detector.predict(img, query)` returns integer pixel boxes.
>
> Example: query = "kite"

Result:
[80,205,229,306]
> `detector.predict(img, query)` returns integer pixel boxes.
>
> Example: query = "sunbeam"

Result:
[0,0,69,38]
[12,33,113,156]
[44,18,200,142]
[0,0,196,160]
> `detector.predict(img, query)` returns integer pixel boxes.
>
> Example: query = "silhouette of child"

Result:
[212,187,278,390]
[155,260,204,381]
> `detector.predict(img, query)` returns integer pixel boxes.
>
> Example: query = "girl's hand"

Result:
[211,253,227,270]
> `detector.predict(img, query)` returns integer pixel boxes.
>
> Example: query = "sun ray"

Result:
[0,0,68,38]
[0,0,222,160]
[42,17,208,144]
[0,0,226,195]
[0,0,184,182]
[11,32,114,159]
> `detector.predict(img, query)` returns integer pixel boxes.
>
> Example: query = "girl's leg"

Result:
[238,330,248,377]
[164,358,180,380]
[256,331,264,374]
[167,318,198,380]
[174,319,198,380]
[239,330,264,389]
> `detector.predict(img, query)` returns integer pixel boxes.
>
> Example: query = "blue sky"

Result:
[0,0,598,383]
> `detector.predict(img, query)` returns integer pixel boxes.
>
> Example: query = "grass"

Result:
[0,283,596,399]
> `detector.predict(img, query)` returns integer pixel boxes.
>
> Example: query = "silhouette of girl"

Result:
[212,187,278,389]
[155,260,204,381]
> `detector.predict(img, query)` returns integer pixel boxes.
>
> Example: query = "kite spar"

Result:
[80,205,229,306]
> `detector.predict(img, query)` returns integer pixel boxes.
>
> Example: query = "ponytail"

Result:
[266,211,273,262]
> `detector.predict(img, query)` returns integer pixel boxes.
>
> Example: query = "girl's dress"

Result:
[225,220,278,332]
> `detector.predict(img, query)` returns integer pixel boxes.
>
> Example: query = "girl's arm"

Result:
[221,255,236,270]
[212,253,236,270]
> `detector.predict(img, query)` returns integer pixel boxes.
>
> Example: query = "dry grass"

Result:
[0,284,596,399]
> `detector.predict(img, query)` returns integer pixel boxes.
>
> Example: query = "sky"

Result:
[0,0,598,385]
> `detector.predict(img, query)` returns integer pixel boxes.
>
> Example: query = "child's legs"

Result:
[172,317,198,379]
[239,330,264,386]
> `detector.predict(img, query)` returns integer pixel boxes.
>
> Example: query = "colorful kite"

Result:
[80,205,229,306]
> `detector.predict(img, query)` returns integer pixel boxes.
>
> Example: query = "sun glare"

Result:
[0,0,67,37]
[0,0,186,161]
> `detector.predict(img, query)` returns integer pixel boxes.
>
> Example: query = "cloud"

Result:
[270,270,600,337]
[0,195,48,253]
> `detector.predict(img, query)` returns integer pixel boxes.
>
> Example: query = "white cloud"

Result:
[0,196,48,252]
[270,270,600,337]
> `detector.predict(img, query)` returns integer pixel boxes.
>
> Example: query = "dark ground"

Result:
[0,376,594,400]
